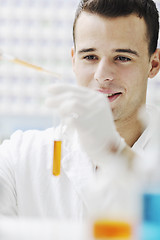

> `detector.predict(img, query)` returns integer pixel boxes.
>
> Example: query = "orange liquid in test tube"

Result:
[53,140,62,176]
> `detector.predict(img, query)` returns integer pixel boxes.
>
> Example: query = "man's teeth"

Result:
[104,93,115,97]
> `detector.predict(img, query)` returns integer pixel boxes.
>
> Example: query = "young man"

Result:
[47,0,160,160]
[0,0,160,217]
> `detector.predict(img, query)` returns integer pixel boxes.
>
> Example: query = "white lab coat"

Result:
[0,106,154,218]
[0,126,95,218]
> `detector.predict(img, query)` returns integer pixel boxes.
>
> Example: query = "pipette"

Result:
[0,50,62,176]
[0,52,62,79]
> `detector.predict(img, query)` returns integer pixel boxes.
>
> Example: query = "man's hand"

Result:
[46,84,126,166]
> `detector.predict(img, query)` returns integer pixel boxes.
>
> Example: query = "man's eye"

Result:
[116,56,131,62]
[84,55,98,60]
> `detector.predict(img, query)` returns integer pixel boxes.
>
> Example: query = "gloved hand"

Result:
[46,83,126,166]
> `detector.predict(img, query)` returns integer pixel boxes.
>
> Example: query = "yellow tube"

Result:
[53,140,62,176]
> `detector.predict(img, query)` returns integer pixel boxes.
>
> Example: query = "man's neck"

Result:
[115,117,144,147]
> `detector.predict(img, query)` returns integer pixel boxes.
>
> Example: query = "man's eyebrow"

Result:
[78,48,96,54]
[77,48,139,56]
[114,48,139,57]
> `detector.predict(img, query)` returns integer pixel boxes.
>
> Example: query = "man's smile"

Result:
[97,89,122,102]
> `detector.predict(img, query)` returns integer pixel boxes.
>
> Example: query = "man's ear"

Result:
[149,48,160,78]
[71,47,75,72]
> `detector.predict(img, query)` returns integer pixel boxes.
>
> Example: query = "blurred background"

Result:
[0,0,159,141]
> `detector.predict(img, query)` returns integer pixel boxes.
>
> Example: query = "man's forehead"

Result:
[75,11,148,49]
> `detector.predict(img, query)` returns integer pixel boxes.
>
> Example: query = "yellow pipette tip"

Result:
[0,51,62,79]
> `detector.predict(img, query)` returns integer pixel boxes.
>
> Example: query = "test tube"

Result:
[53,140,62,176]
[0,50,62,176]
[52,122,63,177]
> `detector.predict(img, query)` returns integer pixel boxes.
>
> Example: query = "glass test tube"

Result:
[52,123,63,177]
[53,140,62,176]
[0,51,62,176]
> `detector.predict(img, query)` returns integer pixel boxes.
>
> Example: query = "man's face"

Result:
[72,12,155,123]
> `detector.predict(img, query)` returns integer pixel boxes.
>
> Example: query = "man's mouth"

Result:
[104,92,122,102]
[97,89,122,102]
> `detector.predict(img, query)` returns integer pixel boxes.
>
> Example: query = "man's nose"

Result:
[94,58,114,84]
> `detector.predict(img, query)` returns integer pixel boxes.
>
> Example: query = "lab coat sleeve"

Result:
[0,130,23,216]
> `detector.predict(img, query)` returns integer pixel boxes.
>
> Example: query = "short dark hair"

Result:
[73,0,159,56]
